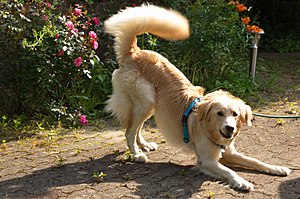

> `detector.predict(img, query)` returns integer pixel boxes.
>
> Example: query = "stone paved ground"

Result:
[0,99,299,199]
[1,53,300,199]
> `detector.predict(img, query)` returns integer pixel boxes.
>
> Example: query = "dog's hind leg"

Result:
[125,105,154,162]
[137,123,158,152]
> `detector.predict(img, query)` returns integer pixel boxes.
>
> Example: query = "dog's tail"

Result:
[104,4,189,64]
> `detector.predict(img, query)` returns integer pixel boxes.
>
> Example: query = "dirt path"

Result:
[0,53,299,198]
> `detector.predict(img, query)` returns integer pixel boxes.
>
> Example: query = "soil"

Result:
[0,53,299,198]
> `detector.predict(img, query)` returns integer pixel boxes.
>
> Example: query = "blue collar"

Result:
[182,97,202,143]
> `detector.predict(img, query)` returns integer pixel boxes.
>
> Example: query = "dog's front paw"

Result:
[230,176,254,191]
[134,152,148,162]
[267,165,291,176]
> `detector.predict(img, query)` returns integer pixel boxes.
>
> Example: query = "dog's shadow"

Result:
[0,152,215,199]
[278,176,300,199]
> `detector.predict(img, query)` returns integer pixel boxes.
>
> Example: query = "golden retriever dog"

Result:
[104,4,291,191]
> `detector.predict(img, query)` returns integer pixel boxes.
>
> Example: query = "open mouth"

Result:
[219,130,232,139]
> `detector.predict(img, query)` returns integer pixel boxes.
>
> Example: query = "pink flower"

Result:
[74,8,82,16]
[46,3,51,8]
[74,57,83,67]
[57,49,64,57]
[42,15,49,21]
[71,28,78,35]
[80,115,88,125]
[55,34,59,39]
[92,17,99,25]
[89,31,97,39]
[65,21,74,30]
[91,40,98,50]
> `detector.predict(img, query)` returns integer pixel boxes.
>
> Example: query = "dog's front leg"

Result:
[200,158,254,191]
[221,144,291,176]
[195,140,253,191]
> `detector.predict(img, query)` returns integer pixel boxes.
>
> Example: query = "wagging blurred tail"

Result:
[104,4,190,64]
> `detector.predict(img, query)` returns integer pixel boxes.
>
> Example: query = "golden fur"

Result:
[104,4,291,191]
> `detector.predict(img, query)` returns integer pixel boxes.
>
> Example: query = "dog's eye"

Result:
[217,111,224,116]
[233,112,238,117]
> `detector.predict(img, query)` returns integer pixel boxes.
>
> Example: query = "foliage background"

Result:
[0,0,299,128]
[0,0,115,127]
[249,0,300,52]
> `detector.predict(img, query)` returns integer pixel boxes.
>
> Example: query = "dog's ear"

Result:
[196,101,213,122]
[240,104,252,126]
[194,86,205,96]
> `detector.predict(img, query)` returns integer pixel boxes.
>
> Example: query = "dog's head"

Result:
[196,90,252,144]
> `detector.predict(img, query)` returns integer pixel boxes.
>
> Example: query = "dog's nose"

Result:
[225,125,234,133]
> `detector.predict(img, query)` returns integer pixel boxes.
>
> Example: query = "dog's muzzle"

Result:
[220,125,235,139]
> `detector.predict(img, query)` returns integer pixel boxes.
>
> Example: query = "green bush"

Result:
[0,1,115,125]
[0,0,260,128]
[266,34,300,53]
[160,0,254,96]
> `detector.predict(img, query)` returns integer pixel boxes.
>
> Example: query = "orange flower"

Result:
[241,17,250,25]
[246,25,264,33]
[228,1,237,5]
[236,3,247,12]
[246,25,252,32]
